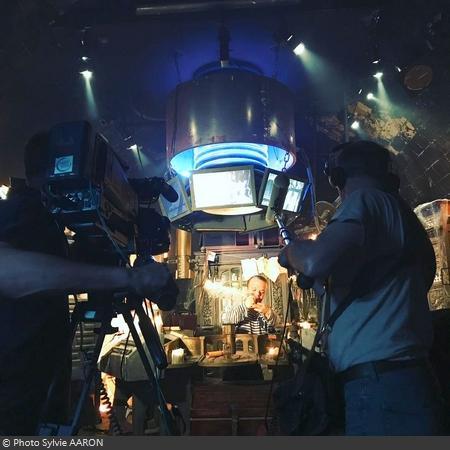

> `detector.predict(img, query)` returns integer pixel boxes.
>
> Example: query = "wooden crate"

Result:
[190,383,272,435]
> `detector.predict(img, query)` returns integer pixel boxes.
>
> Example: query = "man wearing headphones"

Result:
[278,141,442,435]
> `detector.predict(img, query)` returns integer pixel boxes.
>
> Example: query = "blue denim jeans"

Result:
[344,364,443,435]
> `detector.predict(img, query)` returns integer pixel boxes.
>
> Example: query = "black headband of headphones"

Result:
[324,140,400,191]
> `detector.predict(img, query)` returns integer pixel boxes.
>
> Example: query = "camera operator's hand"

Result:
[278,242,316,290]
[128,262,172,298]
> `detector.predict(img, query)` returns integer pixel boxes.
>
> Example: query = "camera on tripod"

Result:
[37,121,181,436]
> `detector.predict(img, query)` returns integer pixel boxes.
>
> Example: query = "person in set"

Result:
[222,275,277,334]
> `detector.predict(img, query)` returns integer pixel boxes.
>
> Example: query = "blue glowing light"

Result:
[170,142,294,177]
[194,142,268,170]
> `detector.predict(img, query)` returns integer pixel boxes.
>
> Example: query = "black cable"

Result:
[119,330,132,381]
[264,278,293,433]
[99,377,123,436]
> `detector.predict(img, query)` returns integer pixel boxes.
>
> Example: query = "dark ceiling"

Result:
[1,0,450,205]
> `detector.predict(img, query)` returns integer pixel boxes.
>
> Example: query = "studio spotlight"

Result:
[273,25,306,57]
[80,70,93,80]
[366,92,375,100]
[373,72,383,79]
[128,144,139,151]
[293,42,305,56]
[350,120,360,130]
[0,185,9,200]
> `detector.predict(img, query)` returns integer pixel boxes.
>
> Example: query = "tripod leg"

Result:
[38,303,88,435]
[117,303,178,436]
[42,310,112,436]
[68,317,117,436]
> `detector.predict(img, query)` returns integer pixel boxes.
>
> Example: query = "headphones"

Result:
[323,150,346,190]
[324,142,400,192]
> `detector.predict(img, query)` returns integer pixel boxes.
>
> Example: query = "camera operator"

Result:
[278,141,443,435]
[0,132,173,436]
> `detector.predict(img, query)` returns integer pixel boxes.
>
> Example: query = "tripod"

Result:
[38,294,179,436]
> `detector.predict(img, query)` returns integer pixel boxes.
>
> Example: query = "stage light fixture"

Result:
[350,120,360,130]
[372,59,381,64]
[128,144,139,151]
[167,69,296,178]
[395,65,402,73]
[358,88,363,95]
[373,72,383,79]
[80,70,93,80]
[367,92,375,100]
[293,42,305,55]
[81,56,89,61]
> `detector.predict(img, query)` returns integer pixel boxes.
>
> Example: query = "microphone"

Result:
[129,177,179,203]
[265,174,290,224]
[158,178,179,203]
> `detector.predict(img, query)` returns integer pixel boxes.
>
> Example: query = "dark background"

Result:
[1,0,449,205]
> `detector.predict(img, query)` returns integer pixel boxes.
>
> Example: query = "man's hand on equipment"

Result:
[278,242,295,269]
[128,262,171,297]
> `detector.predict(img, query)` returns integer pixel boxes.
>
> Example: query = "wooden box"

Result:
[190,383,273,435]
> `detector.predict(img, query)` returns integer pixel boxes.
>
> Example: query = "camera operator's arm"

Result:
[278,221,364,280]
[0,241,170,299]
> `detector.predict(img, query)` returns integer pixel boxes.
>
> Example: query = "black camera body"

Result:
[44,121,170,256]
[43,121,177,311]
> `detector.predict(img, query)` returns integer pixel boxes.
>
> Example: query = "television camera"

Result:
[42,121,179,307]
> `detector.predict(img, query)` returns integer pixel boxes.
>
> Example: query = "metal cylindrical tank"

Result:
[166,69,296,176]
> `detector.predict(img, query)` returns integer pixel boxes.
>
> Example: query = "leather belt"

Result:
[338,358,428,384]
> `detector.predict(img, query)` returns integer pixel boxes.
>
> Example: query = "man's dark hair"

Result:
[24,131,50,180]
[331,140,391,178]
[247,275,268,286]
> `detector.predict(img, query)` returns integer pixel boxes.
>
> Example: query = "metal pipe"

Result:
[136,0,303,16]
[176,229,192,279]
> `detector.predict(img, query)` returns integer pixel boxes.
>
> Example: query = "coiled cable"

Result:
[99,378,123,436]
